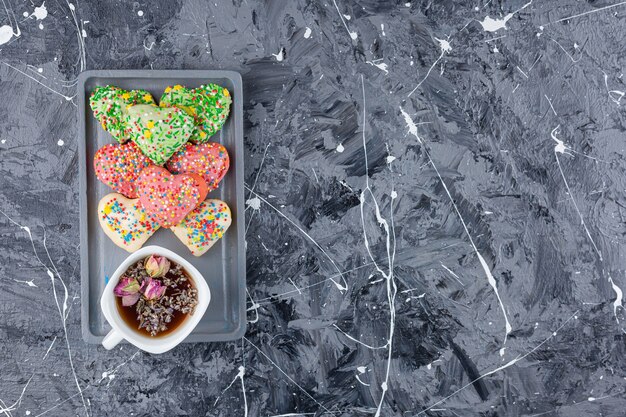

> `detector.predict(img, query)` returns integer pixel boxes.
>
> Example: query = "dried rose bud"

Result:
[114,276,142,306]
[142,278,166,300]
[114,276,140,296]
[144,255,170,278]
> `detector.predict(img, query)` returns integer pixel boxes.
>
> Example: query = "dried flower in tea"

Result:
[114,255,198,336]
[145,254,171,277]
[142,278,167,300]
[114,276,141,306]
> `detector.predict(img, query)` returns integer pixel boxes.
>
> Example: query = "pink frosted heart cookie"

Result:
[94,142,152,198]
[136,166,208,228]
[98,193,160,252]
[165,142,230,192]
[170,199,232,256]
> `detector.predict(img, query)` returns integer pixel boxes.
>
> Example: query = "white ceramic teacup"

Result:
[100,245,210,354]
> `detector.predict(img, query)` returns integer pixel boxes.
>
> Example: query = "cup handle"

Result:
[102,329,124,350]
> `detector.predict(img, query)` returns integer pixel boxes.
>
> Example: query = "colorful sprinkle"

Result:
[165,142,229,192]
[94,141,152,198]
[136,166,208,228]
[89,86,155,143]
[124,104,195,165]
[170,199,231,256]
[159,84,232,143]
[97,193,160,252]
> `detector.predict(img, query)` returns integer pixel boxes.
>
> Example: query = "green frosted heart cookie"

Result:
[159,84,232,143]
[124,104,195,165]
[89,86,155,143]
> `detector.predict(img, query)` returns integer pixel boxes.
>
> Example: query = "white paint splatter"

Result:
[245,187,348,291]
[214,366,248,416]
[435,37,452,53]
[551,126,603,261]
[246,289,260,324]
[356,75,399,417]
[42,336,57,360]
[32,2,48,20]
[0,212,88,415]
[399,108,418,138]
[13,279,37,287]
[3,63,75,101]
[544,94,557,115]
[245,337,335,414]
[366,59,389,74]
[551,1,626,24]
[143,39,155,51]
[355,373,370,386]
[271,47,285,61]
[417,312,578,415]
[407,37,451,97]
[245,197,260,211]
[336,143,344,153]
[440,263,464,286]
[137,10,144,17]
[0,25,15,45]
[608,276,624,324]
[57,139,64,146]
[386,155,396,164]
[400,107,512,349]
[333,0,357,40]
[602,71,625,106]
[479,1,532,32]
[66,1,86,72]
[551,38,582,63]
[0,376,32,415]
[98,351,140,387]
[303,27,311,38]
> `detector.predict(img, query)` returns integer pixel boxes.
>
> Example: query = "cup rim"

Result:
[100,245,211,354]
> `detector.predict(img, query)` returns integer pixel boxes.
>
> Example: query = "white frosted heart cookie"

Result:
[170,199,232,256]
[98,193,160,252]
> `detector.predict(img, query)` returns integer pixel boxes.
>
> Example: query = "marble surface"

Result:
[1,0,626,416]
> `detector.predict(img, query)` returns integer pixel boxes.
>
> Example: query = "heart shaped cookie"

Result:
[170,199,232,256]
[89,86,155,143]
[136,166,208,228]
[98,193,160,252]
[94,142,152,198]
[159,84,232,143]
[165,142,230,192]
[124,104,195,165]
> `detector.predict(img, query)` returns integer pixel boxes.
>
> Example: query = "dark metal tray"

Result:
[78,70,246,344]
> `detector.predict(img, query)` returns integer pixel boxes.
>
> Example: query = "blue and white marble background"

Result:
[1,0,626,416]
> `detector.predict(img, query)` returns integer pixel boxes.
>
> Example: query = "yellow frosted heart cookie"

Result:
[170,199,232,256]
[98,193,160,252]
